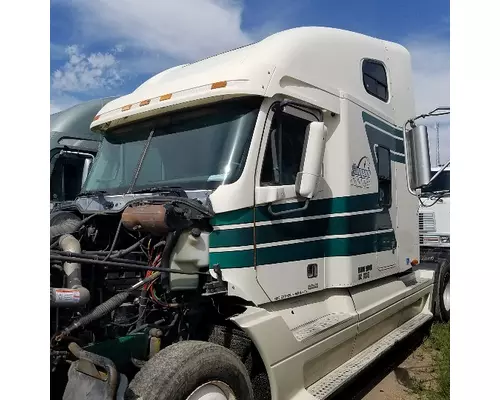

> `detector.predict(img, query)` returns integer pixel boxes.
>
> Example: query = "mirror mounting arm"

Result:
[59,149,95,160]
[403,106,450,197]
[426,160,450,186]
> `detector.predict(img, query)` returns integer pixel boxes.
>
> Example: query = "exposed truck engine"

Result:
[49,194,251,398]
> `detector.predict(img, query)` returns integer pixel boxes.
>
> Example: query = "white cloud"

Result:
[405,35,450,166]
[51,45,122,93]
[69,0,252,62]
[49,0,278,114]
[113,44,126,53]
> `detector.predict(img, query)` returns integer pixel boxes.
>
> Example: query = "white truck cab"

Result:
[54,27,449,400]
[419,167,450,260]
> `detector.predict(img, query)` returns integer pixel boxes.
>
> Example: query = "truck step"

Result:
[307,312,432,399]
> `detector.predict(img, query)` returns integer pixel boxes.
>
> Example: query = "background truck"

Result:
[50,97,116,210]
[49,27,450,400]
[419,166,450,262]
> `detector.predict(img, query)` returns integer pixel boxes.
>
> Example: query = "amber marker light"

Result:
[211,81,227,89]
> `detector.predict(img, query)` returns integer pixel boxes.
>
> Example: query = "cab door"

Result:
[253,105,325,301]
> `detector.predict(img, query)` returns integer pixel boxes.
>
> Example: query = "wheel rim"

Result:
[443,279,450,312]
[186,381,236,400]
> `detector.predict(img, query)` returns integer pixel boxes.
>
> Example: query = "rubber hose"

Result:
[50,254,208,275]
[50,218,81,240]
[53,250,149,266]
[62,291,130,336]
[82,236,148,258]
[135,286,149,330]
[111,236,149,258]
[60,273,160,337]
[160,231,182,291]
[50,212,100,241]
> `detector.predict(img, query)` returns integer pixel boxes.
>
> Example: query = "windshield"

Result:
[422,169,450,194]
[83,97,261,193]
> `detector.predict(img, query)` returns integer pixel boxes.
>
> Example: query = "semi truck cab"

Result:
[50,97,116,209]
[50,27,449,400]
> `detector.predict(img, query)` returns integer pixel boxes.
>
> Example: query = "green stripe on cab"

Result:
[209,231,396,269]
[211,193,380,227]
[210,208,392,248]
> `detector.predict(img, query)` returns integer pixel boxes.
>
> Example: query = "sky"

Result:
[50,0,450,164]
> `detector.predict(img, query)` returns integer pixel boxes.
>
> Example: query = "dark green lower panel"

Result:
[211,193,381,226]
[83,333,149,371]
[210,208,393,248]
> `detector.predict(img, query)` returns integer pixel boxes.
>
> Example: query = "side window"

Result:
[362,60,389,102]
[50,155,87,202]
[260,112,310,186]
[377,146,392,207]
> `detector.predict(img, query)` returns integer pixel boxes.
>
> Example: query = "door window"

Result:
[260,112,310,186]
[376,146,392,207]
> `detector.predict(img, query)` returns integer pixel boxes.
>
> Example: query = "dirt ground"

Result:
[362,343,437,400]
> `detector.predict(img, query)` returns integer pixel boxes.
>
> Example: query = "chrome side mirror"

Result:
[406,125,432,191]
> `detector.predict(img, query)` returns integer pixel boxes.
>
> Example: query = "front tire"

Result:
[434,257,450,322]
[125,341,254,400]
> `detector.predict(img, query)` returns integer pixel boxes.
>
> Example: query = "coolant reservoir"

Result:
[169,230,209,291]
